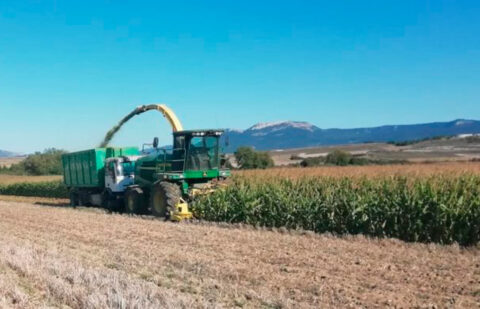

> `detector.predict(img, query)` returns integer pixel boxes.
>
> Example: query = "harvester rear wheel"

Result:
[150,182,181,218]
[124,188,145,214]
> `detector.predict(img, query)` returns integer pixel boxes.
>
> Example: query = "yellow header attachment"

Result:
[141,104,184,132]
[169,198,193,221]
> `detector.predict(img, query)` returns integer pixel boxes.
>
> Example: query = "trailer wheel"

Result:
[150,182,181,218]
[69,191,79,207]
[124,188,145,214]
[79,192,92,207]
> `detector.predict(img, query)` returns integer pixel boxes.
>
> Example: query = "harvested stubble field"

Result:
[0,201,479,308]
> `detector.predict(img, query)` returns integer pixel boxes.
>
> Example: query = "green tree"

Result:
[325,150,352,166]
[300,156,325,167]
[234,147,255,168]
[0,148,66,175]
[234,147,274,169]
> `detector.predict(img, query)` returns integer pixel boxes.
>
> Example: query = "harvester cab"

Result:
[172,130,225,173]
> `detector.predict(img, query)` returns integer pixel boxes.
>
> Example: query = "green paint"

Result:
[62,130,230,199]
[133,130,230,196]
[62,147,139,188]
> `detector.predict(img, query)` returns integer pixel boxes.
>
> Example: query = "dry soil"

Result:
[0,201,478,308]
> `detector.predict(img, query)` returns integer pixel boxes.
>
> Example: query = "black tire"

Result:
[69,191,79,207]
[106,198,121,212]
[79,192,91,207]
[102,189,123,212]
[124,188,146,214]
[150,182,181,218]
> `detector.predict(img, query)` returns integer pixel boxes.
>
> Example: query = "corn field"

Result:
[1,164,480,245]
[192,175,480,246]
[0,180,68,198]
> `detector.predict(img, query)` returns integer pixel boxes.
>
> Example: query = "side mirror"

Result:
[153,137,159,149]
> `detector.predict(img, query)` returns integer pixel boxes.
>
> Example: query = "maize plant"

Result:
[192,175,480,246]
[0,180,68,198]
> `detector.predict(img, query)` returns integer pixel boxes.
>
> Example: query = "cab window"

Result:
[186,136,219,170]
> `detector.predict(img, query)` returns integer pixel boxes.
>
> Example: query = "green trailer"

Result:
[62,147,140,207]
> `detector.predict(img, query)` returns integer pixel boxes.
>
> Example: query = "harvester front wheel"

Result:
[124,188,146,214]
[150,182,181,218]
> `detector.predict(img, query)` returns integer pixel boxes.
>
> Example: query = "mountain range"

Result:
[0,150,20,158]
[2,119,480,156]
[222,119,480,152]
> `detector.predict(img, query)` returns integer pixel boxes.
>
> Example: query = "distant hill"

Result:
[223,119,480,152]
[0,150,20,158]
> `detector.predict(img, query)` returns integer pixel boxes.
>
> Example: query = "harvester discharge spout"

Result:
[99,104,184,147]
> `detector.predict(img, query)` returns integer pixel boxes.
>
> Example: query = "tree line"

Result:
[233,147,274,169]
[0,148,66,175]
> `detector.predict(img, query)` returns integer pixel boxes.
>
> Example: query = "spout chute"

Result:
[99,104,184,147]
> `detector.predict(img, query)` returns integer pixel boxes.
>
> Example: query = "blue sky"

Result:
[1,1,479,153]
